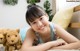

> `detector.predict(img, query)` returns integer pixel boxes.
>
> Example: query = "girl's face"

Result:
[30,15,50,34]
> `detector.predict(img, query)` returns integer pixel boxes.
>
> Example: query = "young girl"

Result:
[20,5,80,51]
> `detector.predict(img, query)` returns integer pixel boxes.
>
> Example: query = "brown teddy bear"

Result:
[0,29,9,51]
[0,33,6,46]
[0,29,8,46]
[5,29,22,51]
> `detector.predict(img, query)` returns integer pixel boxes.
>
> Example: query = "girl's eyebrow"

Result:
[31,21,35,23]
[31,20,36,23]
[31,17,40,23]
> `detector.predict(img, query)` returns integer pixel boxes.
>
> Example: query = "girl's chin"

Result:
[38,29,47,33]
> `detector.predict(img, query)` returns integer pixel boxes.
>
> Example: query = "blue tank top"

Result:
[34,22,56,44]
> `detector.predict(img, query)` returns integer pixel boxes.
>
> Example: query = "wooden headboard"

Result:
[69,5,80,28]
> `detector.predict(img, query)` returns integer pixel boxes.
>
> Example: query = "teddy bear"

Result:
[0,33,6,46]
[0,29,8,46]
[0,29,9,51]
[5,29,22,51]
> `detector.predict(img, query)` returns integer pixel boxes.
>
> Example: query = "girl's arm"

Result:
[54,24,79,43]
[48,24,80,50]
[20,28,66,51]
[50,41,80,50]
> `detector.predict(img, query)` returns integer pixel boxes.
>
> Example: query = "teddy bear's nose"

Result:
[0,38,3,40]
[11,40,14,42]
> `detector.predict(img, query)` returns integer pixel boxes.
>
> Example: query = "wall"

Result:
[56,0,80,39]
[0,0,52,29]
[56,0,80,11]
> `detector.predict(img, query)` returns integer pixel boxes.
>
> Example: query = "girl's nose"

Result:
[37,21,43,27]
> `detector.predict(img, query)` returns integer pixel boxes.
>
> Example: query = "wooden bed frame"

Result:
[68,5,80,28]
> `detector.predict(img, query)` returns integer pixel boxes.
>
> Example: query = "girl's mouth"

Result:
[38,26,45,30]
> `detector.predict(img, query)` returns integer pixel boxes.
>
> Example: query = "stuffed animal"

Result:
[0,29,8,46]
[0,33,6,46]
[5,29,22,51]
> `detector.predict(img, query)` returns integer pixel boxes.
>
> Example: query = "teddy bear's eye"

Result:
[15,35,17,37]
[8,35,10,37]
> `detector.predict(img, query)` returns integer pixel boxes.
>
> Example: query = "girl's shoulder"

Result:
[26,28,37,39]
[27,28,35,35]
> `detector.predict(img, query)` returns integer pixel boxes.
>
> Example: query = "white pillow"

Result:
[52,7,74,29]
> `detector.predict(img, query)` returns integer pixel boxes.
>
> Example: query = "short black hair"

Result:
[26,5,46,25]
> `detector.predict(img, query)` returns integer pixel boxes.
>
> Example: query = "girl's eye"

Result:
[32,22,36,24]
[40,17,43,20]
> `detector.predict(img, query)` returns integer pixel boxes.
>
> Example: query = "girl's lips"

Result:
[38,26,45,30]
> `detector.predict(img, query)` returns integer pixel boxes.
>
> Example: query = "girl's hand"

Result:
[54,39,68,47]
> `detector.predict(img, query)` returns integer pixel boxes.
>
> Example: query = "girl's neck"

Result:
[38,26,51,43]
[39,26,50,38]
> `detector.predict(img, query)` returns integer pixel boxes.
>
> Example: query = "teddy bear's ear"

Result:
[3,32,7,36]
[16,29,20,33]
[3,29,9,36]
